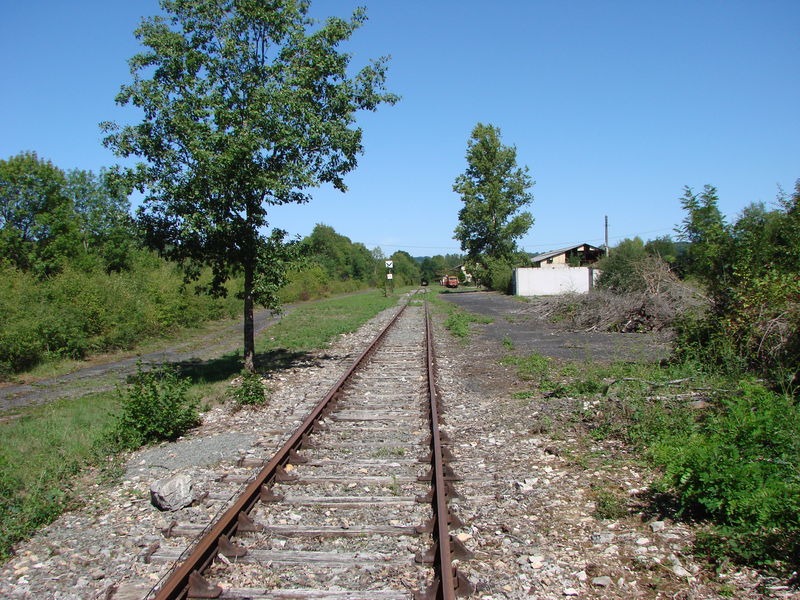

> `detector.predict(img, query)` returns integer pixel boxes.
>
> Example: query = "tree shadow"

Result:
[172,348,323,385]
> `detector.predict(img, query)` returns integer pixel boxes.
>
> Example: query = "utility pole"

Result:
[604,215,609,256]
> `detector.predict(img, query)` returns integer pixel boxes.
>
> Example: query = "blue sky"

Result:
[2,1,798,257]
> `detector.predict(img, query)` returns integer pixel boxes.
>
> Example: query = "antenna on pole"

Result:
[604,215,609,256]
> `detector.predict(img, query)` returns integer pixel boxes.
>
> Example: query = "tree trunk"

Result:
[243,261,255,373]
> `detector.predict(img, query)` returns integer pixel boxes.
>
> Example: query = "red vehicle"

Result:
[444,275,459,288]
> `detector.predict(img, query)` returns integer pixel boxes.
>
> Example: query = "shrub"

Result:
[621,380,800,571]
[652,384,800,528]
[108,363,198,449]
[279,264,330,302]
[230,371,268,406]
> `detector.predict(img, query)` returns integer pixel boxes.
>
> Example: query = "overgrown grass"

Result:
[259,290,398,352]
[0,392,119,560]
[0,255,243,381]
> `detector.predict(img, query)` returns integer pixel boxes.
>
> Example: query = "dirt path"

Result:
[0,306,286,412]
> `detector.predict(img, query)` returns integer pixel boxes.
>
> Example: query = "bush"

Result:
[0,257,242,379]
[230,371,268,406]
[570,363,800,571]
[474,257,514,293]
[279,264,330,302]
[108,363,198,449]
[652,384,800,532]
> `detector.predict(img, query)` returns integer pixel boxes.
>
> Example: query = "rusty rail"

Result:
[149,300,410,600]
[415,300,473,599]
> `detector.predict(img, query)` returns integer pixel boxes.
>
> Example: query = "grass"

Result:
[0,289,401,563]
[259,291,397,353]
[591,485,629,520]
[427,291,493,338]
[0,391,120,560]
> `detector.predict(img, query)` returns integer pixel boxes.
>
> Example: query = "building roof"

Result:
[530,243,603,264]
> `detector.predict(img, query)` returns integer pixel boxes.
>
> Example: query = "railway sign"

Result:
[385,260,393,269]
[387,273,393,279]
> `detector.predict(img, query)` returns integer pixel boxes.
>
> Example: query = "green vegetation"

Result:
[507,352,800,574]
[0,392,120,561]
[500,352,550,384]
[426,291,492,338]
[107,363,199,450]
[443,311,492,338]
[0,255,241,379]
[674,184,800,385]
[417,254,464,284]
[260,291,397,353]
[590,485,629,520]
[229,371,268,407]
[453,123,534,291]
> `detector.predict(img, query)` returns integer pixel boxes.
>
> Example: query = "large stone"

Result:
[150,474,193,511]
[592,576,612,587]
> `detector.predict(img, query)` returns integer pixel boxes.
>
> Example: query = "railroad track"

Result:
[144,295,475,599]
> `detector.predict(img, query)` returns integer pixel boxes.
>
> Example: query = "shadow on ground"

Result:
[172,348,317,385]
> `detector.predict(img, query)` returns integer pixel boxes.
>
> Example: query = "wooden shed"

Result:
[530,243,604,268]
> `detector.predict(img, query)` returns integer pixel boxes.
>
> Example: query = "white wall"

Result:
[513,267,598,296]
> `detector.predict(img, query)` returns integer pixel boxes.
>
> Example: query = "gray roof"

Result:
[530,243,602,264]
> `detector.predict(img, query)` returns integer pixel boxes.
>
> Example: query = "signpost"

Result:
[384,260,394,296]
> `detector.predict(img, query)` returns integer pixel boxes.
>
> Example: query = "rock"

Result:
[650,520,666,532]
[592,576,612,587]
[150,474,193,511]
[563,587,579,596]
[672,565,691,577]
[591,532,614,544]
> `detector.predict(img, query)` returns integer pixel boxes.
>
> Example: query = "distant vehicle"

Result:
[444,275,459,288]
[420,278,429,286]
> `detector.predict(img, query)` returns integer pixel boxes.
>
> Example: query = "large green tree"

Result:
[453,123,534,271]
[0,152,83,276]
[102,0,396,372]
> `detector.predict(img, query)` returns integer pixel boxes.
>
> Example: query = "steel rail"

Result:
[417,299,473,599]
[149,299,411,600]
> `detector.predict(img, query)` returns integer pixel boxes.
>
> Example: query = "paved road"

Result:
[441,290,670,362]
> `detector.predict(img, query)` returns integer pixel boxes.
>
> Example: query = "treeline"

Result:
[416,254,464,283]
[0,152,241,378]
[281,224,422,300]
[0,153,420,379]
